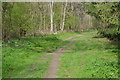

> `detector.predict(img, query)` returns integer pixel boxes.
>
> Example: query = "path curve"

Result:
[45,34,82,78]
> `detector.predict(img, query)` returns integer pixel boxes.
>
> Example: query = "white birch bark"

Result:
[43,4,46,31]
[61,0,67,31]
[50,0,54,32]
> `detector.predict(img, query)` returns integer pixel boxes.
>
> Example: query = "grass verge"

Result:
[2,32,79,78]
[58,31,118,78]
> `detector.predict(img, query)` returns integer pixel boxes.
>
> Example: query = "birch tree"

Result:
[50,0,54,32]
[61,0,67,31]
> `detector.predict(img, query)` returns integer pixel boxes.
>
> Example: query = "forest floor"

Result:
[2,31,118,78]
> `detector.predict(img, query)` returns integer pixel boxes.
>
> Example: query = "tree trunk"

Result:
[61,0,67,31]
[43,5,46,31]
[50,0,54,32]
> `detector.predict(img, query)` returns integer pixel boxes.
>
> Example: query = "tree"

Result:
[50,1,54,32]
[84,2,120,40]
[2,2,95,41]
[61,0,68,31]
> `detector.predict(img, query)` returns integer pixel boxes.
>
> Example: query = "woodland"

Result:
[2,2,120,78]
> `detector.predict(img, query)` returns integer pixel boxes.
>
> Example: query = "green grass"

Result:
[2,34,65,78]
[3,31,118,78]
[2,32,78,78]
[58,31,118,78]
[56,32,79,40]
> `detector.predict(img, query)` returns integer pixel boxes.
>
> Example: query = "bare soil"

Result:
[45,34,82,78]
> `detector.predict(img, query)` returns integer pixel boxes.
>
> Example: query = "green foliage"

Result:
[11,3,30,30]
[2,2,94,41]
[84,2,120,41]
[2,3,31,40]
[2,2,119,78]
[65,14,79,30]
[53,3,62,26]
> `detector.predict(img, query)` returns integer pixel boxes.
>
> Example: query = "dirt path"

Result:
[63,34,82,41]
[45,34,82,78]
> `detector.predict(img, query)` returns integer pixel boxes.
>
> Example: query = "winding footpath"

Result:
[45,34,82,78]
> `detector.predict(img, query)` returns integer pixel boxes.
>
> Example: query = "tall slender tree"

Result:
[50,1,54,32]
[61,0,67,31]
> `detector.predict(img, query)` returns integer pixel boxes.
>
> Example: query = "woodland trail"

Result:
[45,34,83,78]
